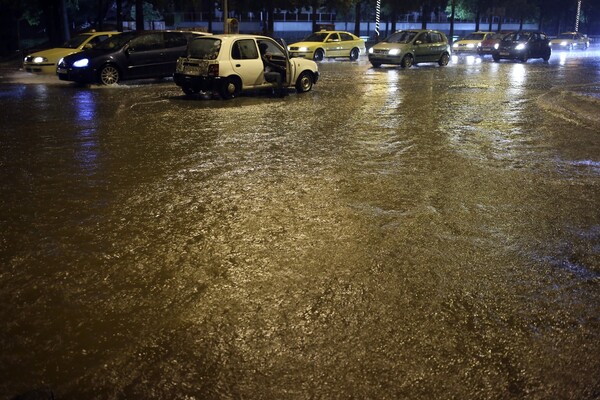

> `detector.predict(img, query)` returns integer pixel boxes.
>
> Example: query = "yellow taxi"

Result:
[288,30,366,61]
[23,30,120,74]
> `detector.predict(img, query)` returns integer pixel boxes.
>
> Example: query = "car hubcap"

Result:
[101,67,118,85]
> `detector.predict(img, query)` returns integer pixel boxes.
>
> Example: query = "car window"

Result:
[340,33,354,41]
[416,33,430,43]
[465,33,485,40]
[256,39,285,58]
[430,32,442,43]
[328,33,340,42]
[95,32,136,50]
[232,39,259,60]
[164,32,187,48]
[129,33,164,52]
[62,34,93,49]
[187,37,221,59]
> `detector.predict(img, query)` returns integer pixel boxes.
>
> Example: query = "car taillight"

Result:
[208,64,219,77]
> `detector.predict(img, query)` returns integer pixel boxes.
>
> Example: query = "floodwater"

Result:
[1,50,599,399]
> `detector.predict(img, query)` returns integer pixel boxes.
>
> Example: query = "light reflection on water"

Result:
[0,57,599,399]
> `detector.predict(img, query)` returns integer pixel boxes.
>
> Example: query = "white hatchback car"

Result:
[174,34,320,99]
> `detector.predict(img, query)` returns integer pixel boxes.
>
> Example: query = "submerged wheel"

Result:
[349,48,360,61]
[99,65,119,85]
[295,71,313,93]
[182,86,199,96]
[313,49,324,62]
[370,61,381,68]
[438,52,450,66]
[219,77,241,99]
[492,54,500,62]
[400,54,413,68]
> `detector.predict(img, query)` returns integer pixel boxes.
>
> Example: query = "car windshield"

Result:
[504,32,531,42]
[302,33,329,42]
[383,31,418,44]
[464,33,486,40]
[61,34,93,49]
[95,32,136,50]
[557,33,575,39]
[188,37,221,59]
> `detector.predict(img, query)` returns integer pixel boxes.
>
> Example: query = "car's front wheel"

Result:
[99,65,120,85]
[349,48,360,61]
[219,77,241,99]
[295,71,314,93]
[438,52,450,66]
[400,54,413,68]
[492,54,500,62]
[313,49,325,62]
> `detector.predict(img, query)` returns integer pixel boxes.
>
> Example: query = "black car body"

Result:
[57,30,204,85]
[492,31,551,62]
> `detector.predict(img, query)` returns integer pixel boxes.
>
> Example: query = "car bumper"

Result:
[368,54,403,65]
[57,67,96,83]
[23,63,57,74]
[174,73,223,92]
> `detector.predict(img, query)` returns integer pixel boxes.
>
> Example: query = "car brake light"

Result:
[208,64,219,77]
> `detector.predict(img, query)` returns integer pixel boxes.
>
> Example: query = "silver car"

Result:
[368,29,451,68]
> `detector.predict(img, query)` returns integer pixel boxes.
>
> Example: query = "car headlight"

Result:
[466,43,475,48]
[298,47,309,52]
[560,41,567,46]
[515,43,526,51]
[368,47,374,54]
[452,43,458,48]
[33,56,48,64]
[389,49,401,56]
[494,43,499,49]
[73,58,89,68]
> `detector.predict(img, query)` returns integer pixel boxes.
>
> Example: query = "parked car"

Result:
[368,29,451,68]
[57,30,207,85]
[173,34,319,99]
[452,31,494,56]
[550,32,590,51]
[477,31,511,56]
[287,30,366,61]
[23,31,119,74]
[492,31,551,62]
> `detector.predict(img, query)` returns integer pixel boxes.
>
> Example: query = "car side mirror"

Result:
[83,43,92,50]
[415,40,422,45]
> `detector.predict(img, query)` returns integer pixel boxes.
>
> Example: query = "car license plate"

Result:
[57,67,67,74]
[183,65,200,75]
[499,52,509,56]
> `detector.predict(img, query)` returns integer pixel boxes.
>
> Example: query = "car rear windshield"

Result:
[383,31,417,44]
[187,38,221,59]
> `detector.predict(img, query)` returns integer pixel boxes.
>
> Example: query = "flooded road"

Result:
[1,50,600,399]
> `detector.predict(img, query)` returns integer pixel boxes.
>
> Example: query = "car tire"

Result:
[370,62,381,68]
[543,51,551,62]
[349,48,360,61]
[313,49,324,62]
[219,77,241,100]
[492,54,500,62]
[295,71,313,93]
[400,54,413,68]
[438,52,450,66]
[99,65,120,85]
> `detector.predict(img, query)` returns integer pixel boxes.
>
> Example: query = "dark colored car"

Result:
[57,30,207,85]
[368,29,451,68]
[492,31,551,62]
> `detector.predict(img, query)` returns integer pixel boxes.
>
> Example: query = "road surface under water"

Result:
[1,50,600,399]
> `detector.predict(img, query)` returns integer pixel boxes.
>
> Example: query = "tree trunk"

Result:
[116,0,123,31]
[354,1,361,36]
[449,0,455,44]
[136,0,144,31]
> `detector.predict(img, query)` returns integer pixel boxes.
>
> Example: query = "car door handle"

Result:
[235,64,241,67]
